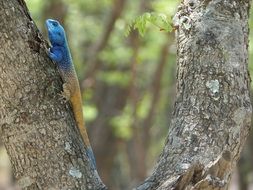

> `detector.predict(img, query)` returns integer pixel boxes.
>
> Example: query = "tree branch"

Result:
[137,0,252,189]
[0,1,105,189]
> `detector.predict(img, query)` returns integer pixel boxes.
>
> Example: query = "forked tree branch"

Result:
[0,0,251,190]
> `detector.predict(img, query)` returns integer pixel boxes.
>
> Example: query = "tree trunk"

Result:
[137,0,252,189]
[0,0,105,189]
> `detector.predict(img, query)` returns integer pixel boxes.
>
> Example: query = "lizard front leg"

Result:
[61,83,71,101]
[48,46,63,62]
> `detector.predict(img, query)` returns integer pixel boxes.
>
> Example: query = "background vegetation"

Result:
[0,0,253,189]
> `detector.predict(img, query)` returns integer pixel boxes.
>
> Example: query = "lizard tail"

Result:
[70,90,90,146]
[70,89,96,168]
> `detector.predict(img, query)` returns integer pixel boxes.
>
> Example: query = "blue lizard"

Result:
[45,19,96,169]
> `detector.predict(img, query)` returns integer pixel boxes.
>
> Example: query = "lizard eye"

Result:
[52,22,58,27]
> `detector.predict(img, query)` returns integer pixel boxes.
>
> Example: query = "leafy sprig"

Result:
[125,12,173,36]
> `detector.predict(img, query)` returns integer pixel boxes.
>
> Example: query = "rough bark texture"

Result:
[137,0,252,189]
[0,0,105,189]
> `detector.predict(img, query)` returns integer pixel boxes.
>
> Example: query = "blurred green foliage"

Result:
[110,105,133,140]
[27,0,177,133]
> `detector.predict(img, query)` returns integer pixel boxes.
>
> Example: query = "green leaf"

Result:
[125,12,173,37]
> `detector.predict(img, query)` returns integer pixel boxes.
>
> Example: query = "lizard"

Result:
[45,19,96,168]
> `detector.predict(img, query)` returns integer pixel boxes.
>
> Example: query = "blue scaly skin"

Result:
[45,19,96,168]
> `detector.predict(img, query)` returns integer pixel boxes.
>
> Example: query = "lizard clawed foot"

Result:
[59,83,71,102]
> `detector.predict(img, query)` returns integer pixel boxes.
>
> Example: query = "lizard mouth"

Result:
[45,20,56,41]
[45,21,52,31]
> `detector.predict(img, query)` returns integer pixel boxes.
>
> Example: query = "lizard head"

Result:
[45,19,66,46]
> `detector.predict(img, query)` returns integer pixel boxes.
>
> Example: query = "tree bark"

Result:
[137,0,252,189]
[0,0,105,189]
